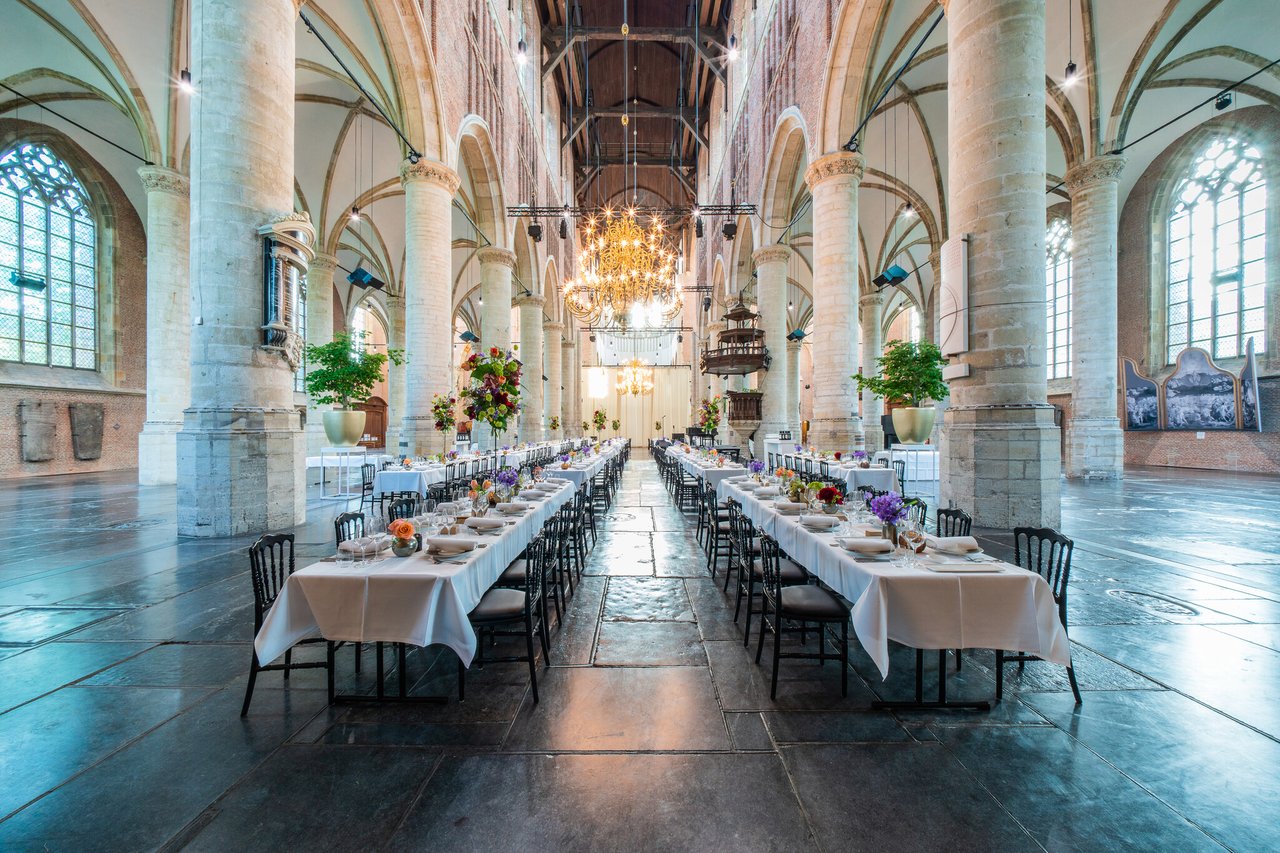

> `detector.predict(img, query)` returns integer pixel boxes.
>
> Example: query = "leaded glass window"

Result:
[1046,218,1072,379]
[0,143,97,369]
[1167,136,1266,363]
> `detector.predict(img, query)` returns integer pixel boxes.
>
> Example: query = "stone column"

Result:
[1066,154,1126,479]
[786,339,802,436]
[562,337,577,436]
[177,0,305,536]
[926,249,942,344]
[399,160,460,455]
[942,0,1060,528]
[478,247,515,352]
[543,322,563,437]
[302,252,337,456]
[754,244,791,438]
[515,294,545,441]
[859,290,886,452]
[136,166,190,486]
[805,150,865,450]
[383,292,406,452]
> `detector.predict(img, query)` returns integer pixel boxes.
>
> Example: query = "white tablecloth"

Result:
[719,480,1071,678]
[373,466,447,496]
[547,440,627,487]
[253,481,577,668]
[671,449,747,490]
[840,466,899,493]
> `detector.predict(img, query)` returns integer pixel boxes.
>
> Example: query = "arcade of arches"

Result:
[2,1,1280,849]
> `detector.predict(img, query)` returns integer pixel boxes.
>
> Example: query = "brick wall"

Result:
[0,119,147,479]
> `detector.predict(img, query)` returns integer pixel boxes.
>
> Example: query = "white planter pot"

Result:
[322,410,366,447]
[891,406,936,445]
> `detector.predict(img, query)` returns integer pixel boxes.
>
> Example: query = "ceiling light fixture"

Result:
[727,35,739,63]
[349,206,360,222]
[178,68,195,95]
[902,201,916,218]
[516,38,527,66]
[1063,1,1078,87]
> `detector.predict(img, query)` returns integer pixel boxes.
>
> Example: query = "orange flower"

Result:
[482,479,493,490]
[388,519,415,540]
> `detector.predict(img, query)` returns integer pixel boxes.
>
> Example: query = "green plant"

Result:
[592,409,607,432]
[304,331,404,410]
[853,340,948,408]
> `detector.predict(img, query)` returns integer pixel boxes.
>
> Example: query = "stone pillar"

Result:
[136,166,190,486]
[478,247,515,352]
[805,151,865,450]
[786,339,802,436]
[177,0,305,536]
[1066,154,1126,479]
[383,293,406,452]
[399,160,460,455]
[562,337,577,436]
[302,252,337,456]
[942,0,1060,528]
[754,244,791,438]
[926,249,942,344]
[515,294,545,441]
[543,322,563,437]
[859,290,886,452]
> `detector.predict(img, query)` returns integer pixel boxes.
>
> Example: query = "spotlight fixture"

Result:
[677,334,683,343]
[721,221,737,241]
[1063,60,1078,86]
[694,216,703,238]
[589,333,597,342]
[9,270,45,291]
[459,330,480,343]
[702,296,711,312]
[871,264,909,289]
[407,152,421,164]
[516,38,527,66]
[346,267,385,290]
[786,329,807,342]
[349,206,360,223]
[528,222,543,242]
[477,295,484,306]
[1215,92,1233,111]
[727,35,739,63]
[902,201,916,218]
[787,301,794,311]
[559,218,569,240]
[178,68,195,95]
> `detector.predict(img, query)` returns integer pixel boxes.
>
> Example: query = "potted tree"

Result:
[853,340,948,444]
[305,331,405,447]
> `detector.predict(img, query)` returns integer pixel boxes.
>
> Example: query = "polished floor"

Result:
[1,460,1278,851]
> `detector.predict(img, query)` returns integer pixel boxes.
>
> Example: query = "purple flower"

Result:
[794,444,803,452]
[496,466,519,488]
[749,460,765,475]
[853,450,868,461]
[559,453,570,463]
[869,492,908,525]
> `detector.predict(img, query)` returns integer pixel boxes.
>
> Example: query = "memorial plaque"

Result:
[18,400,57,462]
[68,402,105,460]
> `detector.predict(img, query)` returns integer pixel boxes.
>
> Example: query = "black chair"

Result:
[936,508,973,537]
[892,459,906,490]
[334,510,365,546]
[460,532,551,703]
[754,535,852,699]
[707,494,737,577]
[732,504,807,648]
[359,463,377,512]
[387,494,421,523]
[903,498,928,529]
[996,527,1081,704]
[242,533,345,715]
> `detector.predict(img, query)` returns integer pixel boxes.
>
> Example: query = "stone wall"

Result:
[0,119,147,479]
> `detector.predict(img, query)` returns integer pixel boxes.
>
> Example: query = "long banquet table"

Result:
[717,476,1071,680]
[372,441,576,496]
[668,447,747,490]
[253,479,577,669]
[549,440,627,487]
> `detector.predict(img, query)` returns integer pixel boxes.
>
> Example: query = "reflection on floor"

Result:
[0,460,1277,849]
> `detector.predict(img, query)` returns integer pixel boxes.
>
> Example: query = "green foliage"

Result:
[304,332,405,410]
[853,339,949,408]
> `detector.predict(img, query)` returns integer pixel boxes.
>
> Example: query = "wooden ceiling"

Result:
[536,0,730,208]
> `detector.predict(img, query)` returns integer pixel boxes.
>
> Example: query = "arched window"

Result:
[0,143,97,369]
[1167,135,1266,363]
[1046,218,1072,379]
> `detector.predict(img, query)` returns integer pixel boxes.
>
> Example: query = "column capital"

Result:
[562,338,577,349]
[1065,154,1126,196]
[477,246,516,269]
[786,338,803,353]
[752,244,791,266]
[137,165,189,197]
[859,290,886,309]
[804,150,866,189]
[514,293,545,308]
[542,321,564,334]
[704,320,727,334]
[400,159,461,194]
[308,252,339,274]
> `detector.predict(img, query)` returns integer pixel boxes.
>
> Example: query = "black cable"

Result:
[0,82,152,165]
[843,8,944,153]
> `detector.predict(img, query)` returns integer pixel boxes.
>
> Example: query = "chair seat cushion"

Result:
[470,588,526,621]
[497,559,527,586]
[779,585,849,620]
[752,559,807,583]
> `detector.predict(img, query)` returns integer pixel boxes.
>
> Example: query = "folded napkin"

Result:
[925,535,982,554]
[338,537,391,554]
[755,486,781,496]
[423,536,477,552]
[799,514,839,529]
[497,502,530,513]
[774,501,808,513]
[519,490,543,500]
[464,517,505,530]
[841,538,893,555]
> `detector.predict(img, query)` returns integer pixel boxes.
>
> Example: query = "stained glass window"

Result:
[1167,136,1266,363]
[0,143,97,368]
[1046,218,1072,379]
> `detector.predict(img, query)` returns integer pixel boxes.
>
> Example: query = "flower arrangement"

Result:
[817,486,843,506]
[559,452,572,469]
[446,449,459,461]
[388,519,415,543]
[592,409,607,433]
[654,420,663,433]
[749,460,766,476]
[869,492,908,525]
[852,450,868,461]
[833,451,843,461]
[468,478,494,499]
[431,393,457,433]
[549,416,561,431]
[697,396,722,431]
[460,347,522,434]
[581,421,589,433]
[496,467,520,489]
[610,418,621,433]
[775,467,795,481]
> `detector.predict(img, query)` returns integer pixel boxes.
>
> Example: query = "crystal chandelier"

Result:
[563,208,683,330]
[616,358,655,396]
